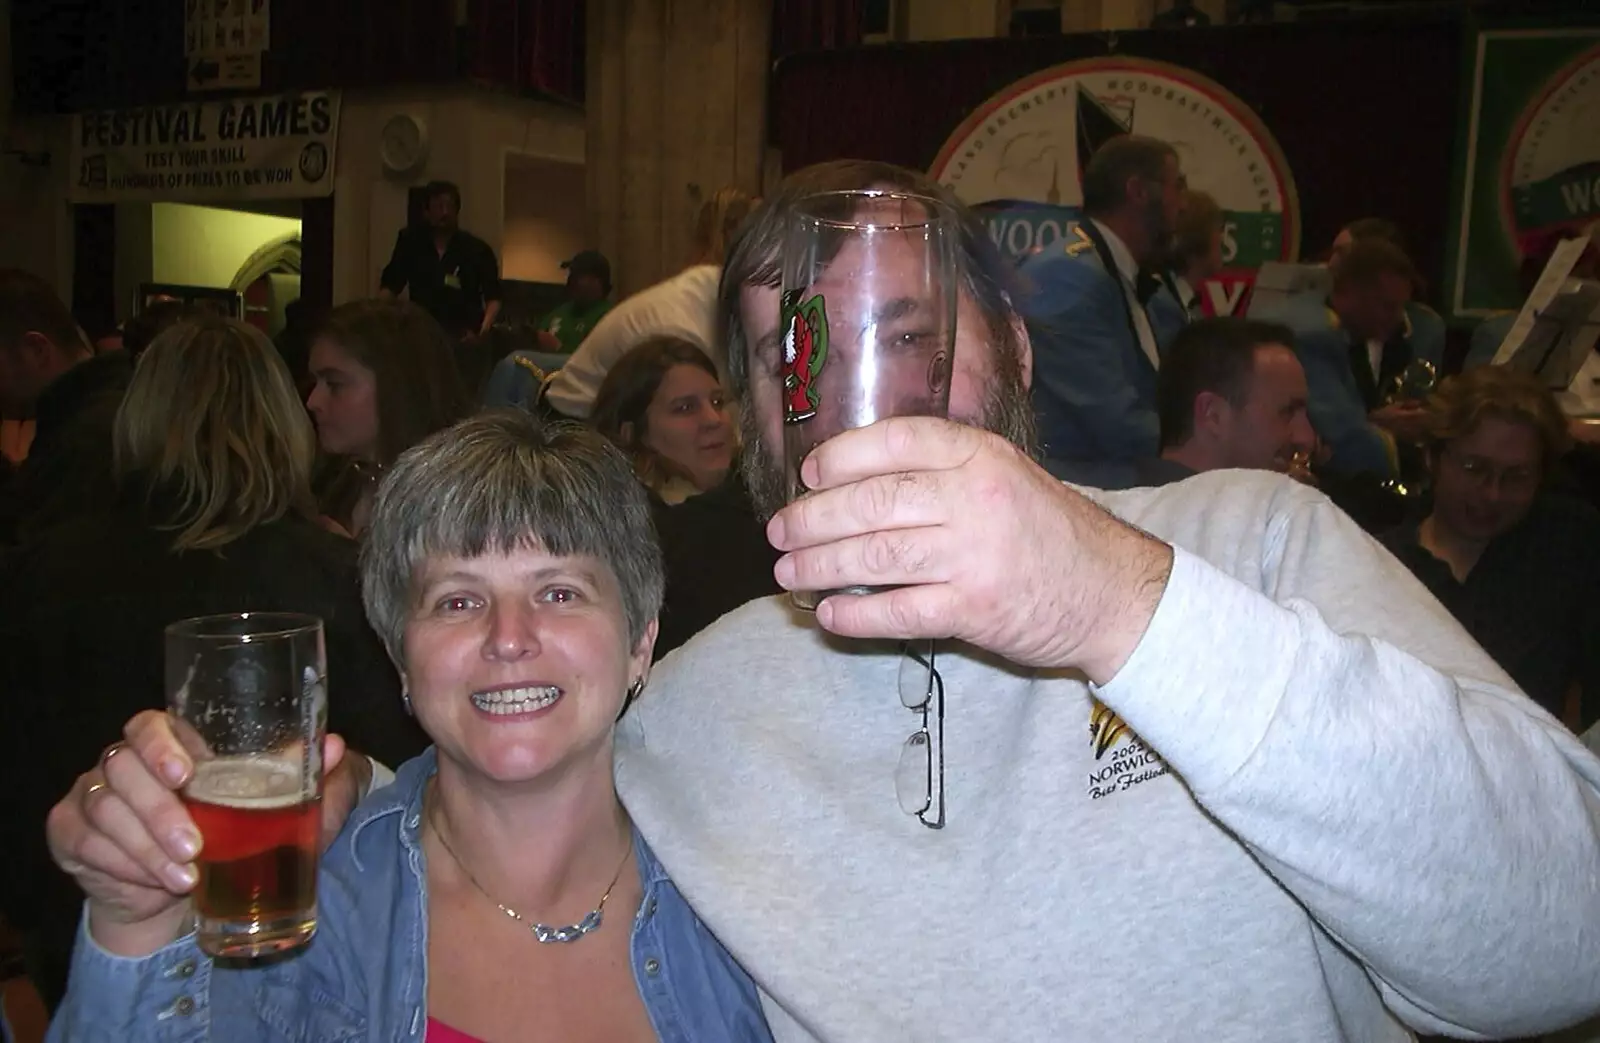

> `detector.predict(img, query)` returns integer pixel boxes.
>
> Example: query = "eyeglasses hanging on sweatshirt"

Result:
[896,640,946,829]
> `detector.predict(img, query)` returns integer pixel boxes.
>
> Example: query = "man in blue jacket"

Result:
[1276,240,1432,478]
[1329,218,1447,368]
[1019,135,1189,487]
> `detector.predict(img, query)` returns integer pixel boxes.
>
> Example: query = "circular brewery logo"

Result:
[1502,42,1600,254]
[930,57,1300,280]
[299,141,329,184]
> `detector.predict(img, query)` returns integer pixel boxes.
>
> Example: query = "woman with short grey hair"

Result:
[44,411,773,1043]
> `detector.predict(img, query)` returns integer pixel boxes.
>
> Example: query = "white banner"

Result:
[70,91,339,203]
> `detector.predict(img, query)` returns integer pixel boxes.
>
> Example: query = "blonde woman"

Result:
[0,318,424,1013]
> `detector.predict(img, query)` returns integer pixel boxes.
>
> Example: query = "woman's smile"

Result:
[469,684,564,718]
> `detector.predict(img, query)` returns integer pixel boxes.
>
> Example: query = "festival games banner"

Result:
[70,92,340,204]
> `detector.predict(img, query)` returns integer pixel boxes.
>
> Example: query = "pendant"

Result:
[526,907,603,944]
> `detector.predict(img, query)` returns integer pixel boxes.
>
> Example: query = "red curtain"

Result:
[772,0,862,58]
[466,0,585,101]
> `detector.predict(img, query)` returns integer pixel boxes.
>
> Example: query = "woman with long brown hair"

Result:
[306,298,474,535]
[591,337,736,504]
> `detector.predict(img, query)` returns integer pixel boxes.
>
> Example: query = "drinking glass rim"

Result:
[165,612,324,642]
[792,189,952,233]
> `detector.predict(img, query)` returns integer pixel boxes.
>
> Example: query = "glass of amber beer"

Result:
[165,612,326,959]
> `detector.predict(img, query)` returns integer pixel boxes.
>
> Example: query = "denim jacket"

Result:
[46,750,773,1043]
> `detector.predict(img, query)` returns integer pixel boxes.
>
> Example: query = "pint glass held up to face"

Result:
[165,613,327,959]
[779,190,959,609]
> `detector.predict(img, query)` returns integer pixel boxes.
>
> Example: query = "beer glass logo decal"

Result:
[301,665,326,792]
[227,657,267,698]
[781,290,830,424]
[172,660,198,717]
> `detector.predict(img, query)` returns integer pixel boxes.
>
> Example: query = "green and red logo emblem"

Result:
[781,290,829,424]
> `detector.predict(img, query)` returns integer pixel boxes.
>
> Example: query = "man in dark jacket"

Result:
[379,181,502,341]
[0,269,131,547]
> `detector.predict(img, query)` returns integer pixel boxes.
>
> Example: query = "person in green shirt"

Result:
[537,249,615,354]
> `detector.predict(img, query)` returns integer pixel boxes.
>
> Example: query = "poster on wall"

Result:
[928,57,1301,318]
[69,91,340,204]
[1448,29,1600,319]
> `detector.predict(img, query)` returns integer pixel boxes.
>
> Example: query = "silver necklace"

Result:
[428,801,633,944]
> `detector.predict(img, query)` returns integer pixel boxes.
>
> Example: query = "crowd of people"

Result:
[0,143,1598,1043]
[1020,134,1599,733]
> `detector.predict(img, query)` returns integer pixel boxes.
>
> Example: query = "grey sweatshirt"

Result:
[616,471,1600,1042]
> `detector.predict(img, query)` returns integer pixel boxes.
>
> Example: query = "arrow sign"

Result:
[190,58,220,87]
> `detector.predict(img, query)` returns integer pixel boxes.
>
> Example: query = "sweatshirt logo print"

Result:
[1087,698,1170,802]
[1090,699,1130,759]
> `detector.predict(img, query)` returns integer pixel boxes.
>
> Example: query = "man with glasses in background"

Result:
[1384,365,1600,732]
[46,162,1600,1042]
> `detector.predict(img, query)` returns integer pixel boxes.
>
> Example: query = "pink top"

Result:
[425,1017,487,1043]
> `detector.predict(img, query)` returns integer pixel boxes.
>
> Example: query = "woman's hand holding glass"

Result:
[46,711,357,957]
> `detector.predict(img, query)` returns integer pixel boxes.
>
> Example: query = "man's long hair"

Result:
[717,160,1037,518]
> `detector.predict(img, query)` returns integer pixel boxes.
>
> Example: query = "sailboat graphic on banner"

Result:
[1074,84,1135,189]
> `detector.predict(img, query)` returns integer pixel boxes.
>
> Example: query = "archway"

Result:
[231,234,303,333]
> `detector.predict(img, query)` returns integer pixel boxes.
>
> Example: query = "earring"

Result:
[615,678,646,723]
[401,681,414,717]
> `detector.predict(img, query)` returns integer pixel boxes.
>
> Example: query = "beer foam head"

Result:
[188,755,305,809]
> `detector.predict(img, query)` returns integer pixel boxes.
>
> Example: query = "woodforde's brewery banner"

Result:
[69,91,340,203]
[1449,30,1600,318]
[928,57,1301,318]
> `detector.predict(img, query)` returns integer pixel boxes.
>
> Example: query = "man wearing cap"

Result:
[537,250,614,354]
[379,180,502,341]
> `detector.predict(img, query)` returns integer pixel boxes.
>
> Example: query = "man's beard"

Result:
[739,339,1038,523]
